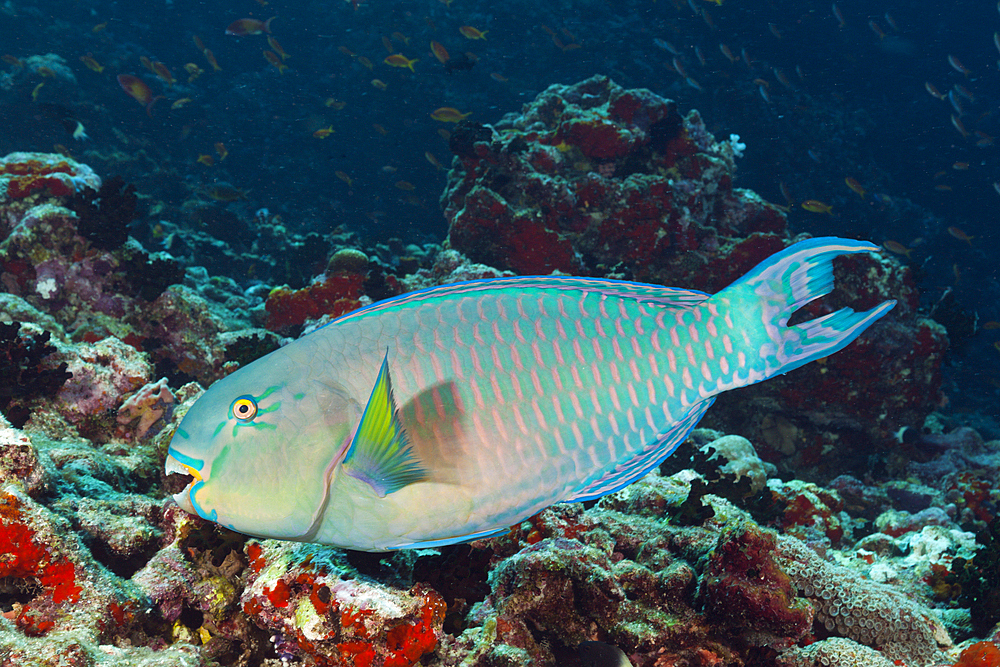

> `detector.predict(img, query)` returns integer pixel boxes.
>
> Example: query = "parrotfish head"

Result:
[165,348,361,540]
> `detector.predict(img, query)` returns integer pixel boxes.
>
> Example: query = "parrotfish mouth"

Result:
[163,453,198,514]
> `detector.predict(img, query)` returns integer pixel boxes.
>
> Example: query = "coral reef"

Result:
[775,534,950,665]
[947,519,1000,637]
[444,75,783,281]
[0,84,982,667]
[0,322,71,428]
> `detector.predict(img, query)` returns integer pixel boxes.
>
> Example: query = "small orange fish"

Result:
[384,54,418,71]
[205,185,247,202]
[395,180,415,191]
[197,154,215,166]
[459,26,487,40]
[313,126,334,138]
[226,17,274,36]
[117,74,158,115]
[335,170,353,186]
[883,240,913,259]
[947,226,974,245]
[392,32,410,45]
[954,84,975,102]
[832,3,846,28]
[152,62,174,86]
[31,82,44,101]
[490,72,507,82]
[801,200,833,214]
[431,107,471,122]
[982,321,1000,330]
[382,36,395,54]
[325,98,346,110]
[80,54,104,73]
[425,152,444,170]
[193,35,206,51]
[185,63,203,82]
[1,55,23,69]
[215,142,228,160]
[933,184,952,192]
[951,114,969,138]
[171,98,192,109]
[203,49,222,71]
[92,22,107,33]
[267,36,289,60]
[430,41,450,64]
[140,56,155,72]
[338,46,356,57]
[372,123,388,135]
[924,82,945,100]
[437,128,451,141]
[779,181,795,206]
[358,56,374,70]
[719,43,738,63]
[263,50,287,73]
[371,79,388,90]
[844,177,866,198]
[952,161,969,170]
[37,66,55,78]
[947,54,970,77]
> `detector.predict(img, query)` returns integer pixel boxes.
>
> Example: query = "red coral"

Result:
[264,271,366,331]
[702,522,812,644]
[1,158,77,199]
[0,492,81,620]
[383,586,447,667]
[247,542,265,573]
[955,641,1000,667]
[557,118,633,160]
[266,579,291,608]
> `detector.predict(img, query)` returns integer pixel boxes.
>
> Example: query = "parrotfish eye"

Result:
[231,396,258,422]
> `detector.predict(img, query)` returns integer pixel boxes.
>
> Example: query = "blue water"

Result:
[0,0,998,417]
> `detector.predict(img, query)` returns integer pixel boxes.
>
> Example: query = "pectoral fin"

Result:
[342,352,428,497]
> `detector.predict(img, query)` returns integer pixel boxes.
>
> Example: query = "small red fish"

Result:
[226,17,275,36]
[263,50,287,73]
[459,26,487,40]
[117,74,159,116]
[152,61,174,86]
[947,226,974,245]
[430,41,450,64]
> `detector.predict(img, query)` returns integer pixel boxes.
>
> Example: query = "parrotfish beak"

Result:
[164,453,200,514]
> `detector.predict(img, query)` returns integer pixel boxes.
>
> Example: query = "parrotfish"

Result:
[166,237,895,551]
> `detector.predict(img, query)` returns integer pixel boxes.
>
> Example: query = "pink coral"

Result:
[116,377,175,438]
[56,336,153,423]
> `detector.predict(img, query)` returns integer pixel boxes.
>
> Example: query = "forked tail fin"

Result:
[720,237,896,381]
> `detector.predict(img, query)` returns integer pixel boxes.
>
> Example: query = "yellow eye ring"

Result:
[231,396,258,422]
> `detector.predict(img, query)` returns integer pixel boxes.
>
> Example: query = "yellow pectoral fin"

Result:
[342,352,428,497]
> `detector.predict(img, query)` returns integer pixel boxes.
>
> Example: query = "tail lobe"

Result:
[722,236,896,380]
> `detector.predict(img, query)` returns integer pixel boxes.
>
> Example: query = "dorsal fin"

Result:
[331,276,710,328]
[342,353,428,497]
